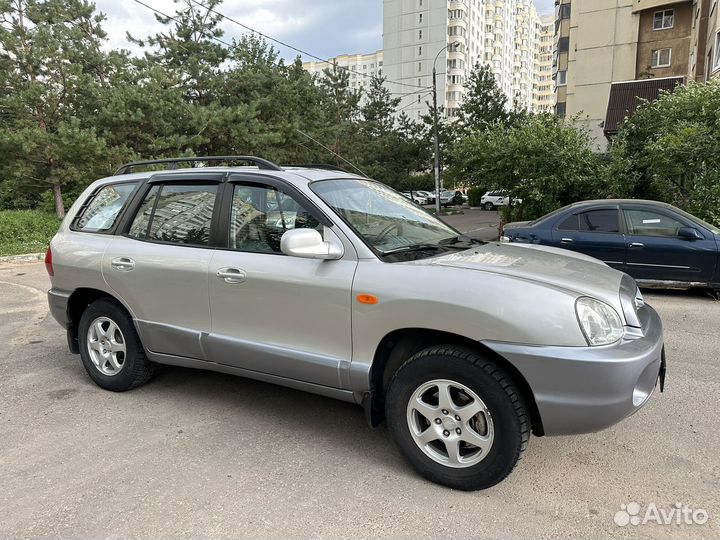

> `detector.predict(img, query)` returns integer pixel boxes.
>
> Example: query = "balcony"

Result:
[631,0,691,12]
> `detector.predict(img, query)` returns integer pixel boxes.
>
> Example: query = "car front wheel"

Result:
[385,346,530,490]
[78,298,154,392]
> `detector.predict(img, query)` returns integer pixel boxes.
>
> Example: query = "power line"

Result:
[131,0,434,117]
[186,0,431,91]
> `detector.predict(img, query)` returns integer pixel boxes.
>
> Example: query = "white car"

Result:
[401,191,428,205]
[480,191,522,211]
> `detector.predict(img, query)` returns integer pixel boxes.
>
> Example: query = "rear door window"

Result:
[128,183,218,246]
[578,209,619,233]
[75,183,137,232]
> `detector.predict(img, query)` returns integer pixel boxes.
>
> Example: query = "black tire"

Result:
[484,202,494,211]
[78,298,154,392]
[385,345,530,491]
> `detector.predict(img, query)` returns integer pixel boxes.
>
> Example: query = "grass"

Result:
[0,210,61,257]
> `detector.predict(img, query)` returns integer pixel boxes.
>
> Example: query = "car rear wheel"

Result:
[78,298,154,391]
[385,345,530,490]
[484,202,494,211]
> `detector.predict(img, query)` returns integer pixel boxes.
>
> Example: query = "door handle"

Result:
[630,242,645,248]
[111,257,135,271]
[560,238,573,244]
[216,267,246,284]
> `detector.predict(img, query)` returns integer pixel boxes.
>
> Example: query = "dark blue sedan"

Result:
[503,199,720,289]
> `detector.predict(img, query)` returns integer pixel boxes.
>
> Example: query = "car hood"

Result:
[407,242,625,307]
[503,220,532,229]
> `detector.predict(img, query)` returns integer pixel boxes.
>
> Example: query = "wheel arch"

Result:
[367,328,544,436]
[66,288,136,353]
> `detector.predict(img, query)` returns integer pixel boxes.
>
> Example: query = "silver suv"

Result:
[47,156,666,491]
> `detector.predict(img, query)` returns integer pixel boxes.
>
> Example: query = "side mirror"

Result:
[678,227,703,241]
[280,228,344,260]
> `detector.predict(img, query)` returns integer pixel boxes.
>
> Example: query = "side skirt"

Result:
[146,350,360,404]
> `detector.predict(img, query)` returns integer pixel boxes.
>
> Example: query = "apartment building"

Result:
[692,0,720,81]
[533,13,555,112]
[554,0,720,149]
[382,0,545,119]
[302,51,384,105]
[302,0,551,120]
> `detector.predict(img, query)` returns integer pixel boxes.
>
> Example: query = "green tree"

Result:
[0,0,113,217]
[128,0,227,105]
[449,114,602,220]
[455,64,509,132]
[607,80,720,225]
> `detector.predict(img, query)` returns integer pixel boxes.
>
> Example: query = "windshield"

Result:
[311,179,462,254]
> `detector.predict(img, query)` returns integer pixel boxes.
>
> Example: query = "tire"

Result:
[78,298,154,392]
[385,345,530,491]
[484,202,494,211]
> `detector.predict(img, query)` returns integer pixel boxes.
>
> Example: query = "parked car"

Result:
[480,191,522,211]
[503,199,720,289]
[401,191,428,205]
[439,190,464,206]
[47,157,665,491]
[416,190,436,205]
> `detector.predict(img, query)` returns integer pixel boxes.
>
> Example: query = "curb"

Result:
[0,252,45,264]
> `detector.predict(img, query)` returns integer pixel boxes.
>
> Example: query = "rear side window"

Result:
[558,209,619,233]
[75,183,137,232]
[128,184,218,246]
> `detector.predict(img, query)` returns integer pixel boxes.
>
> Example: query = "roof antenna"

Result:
[295,129,369,178]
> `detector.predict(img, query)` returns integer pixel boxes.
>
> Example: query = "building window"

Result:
[557,70,567,86]
[555,102,566,118]
[559,4,570,19]
[558,36,569,53]
[418,62,422,72]
[714,32,720,71]
[653,9,674,30]
[418,29,423,39]
[651,47,672,68]
[419,13,423,23]
[418,46,422,56]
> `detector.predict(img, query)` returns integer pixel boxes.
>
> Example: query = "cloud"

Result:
[94,0,551,59]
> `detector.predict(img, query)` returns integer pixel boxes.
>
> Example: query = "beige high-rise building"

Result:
[554,0,718,150]
[533,14,555,113]
[302,51,384,106]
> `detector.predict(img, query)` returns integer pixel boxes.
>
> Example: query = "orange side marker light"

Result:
[356,294,379,305]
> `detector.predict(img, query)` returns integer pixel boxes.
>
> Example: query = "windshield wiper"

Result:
[381,243,447,255]
[438,234,483,246]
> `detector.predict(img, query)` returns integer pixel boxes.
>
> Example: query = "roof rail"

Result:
[114,156,283,175]
[283,163,352,173]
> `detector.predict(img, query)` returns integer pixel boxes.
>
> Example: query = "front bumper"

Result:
[484,304,664,435]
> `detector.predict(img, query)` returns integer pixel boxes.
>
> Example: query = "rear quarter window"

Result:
[74,183,137,232]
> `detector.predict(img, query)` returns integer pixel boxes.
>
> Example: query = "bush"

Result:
[0,210,61,256]
[467,186,486,206]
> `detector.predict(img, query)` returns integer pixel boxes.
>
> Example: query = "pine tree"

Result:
[455,63,509,132]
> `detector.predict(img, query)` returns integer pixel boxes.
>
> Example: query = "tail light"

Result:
[45,246,54,276]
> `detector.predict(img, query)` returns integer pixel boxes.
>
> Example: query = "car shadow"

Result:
[130,363,414,471]
[641,286,719,302]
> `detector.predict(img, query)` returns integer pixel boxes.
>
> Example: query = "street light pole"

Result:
[432,41,459,214]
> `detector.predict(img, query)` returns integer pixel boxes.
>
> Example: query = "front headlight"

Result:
[575,297,624,346]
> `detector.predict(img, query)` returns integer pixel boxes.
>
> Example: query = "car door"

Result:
[103,174,222,360]
[622,205,717,283]
[549,206,626,270]
[205,176,357,389]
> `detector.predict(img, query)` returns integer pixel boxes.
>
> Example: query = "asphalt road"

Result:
[1,260,719,539]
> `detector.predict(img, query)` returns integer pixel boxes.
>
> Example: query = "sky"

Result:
[95,0,555,61]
